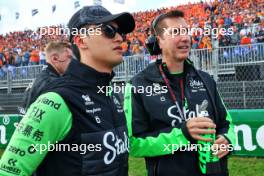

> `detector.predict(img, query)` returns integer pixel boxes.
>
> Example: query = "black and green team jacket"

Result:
[0,59,128,176]
[124,59,235,176]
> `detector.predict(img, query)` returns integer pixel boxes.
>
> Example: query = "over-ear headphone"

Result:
[145,14,164,56]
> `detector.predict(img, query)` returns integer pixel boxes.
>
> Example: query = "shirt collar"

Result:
[65,59,115,85]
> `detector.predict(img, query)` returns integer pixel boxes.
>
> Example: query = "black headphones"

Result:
[145,14,164,56]
[145,13,194,56]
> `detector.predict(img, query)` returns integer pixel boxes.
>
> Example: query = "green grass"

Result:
[129,156,264,176]
[129,157,147,176]
[228,157,264,176]
[1,149,263,176]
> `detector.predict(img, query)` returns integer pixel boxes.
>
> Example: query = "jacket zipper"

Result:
[153,159,159,176]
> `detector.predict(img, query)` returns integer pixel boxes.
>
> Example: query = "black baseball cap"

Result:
[68,5,135,42]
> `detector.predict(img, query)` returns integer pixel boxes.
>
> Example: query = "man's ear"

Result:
[73,35,88,49]
[50,53,59,63]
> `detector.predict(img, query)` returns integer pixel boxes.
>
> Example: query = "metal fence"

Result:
[113,54,151,81]
[189,43,264,76]
[0,65,44,93]
[217,80,264,109]
[0,43,264,110]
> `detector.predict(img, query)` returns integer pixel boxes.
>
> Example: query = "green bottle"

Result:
[197,100,221,174]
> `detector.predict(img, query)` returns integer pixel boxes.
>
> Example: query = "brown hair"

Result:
[154,10,185,36]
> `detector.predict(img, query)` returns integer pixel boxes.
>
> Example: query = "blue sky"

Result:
[0,0,201,34]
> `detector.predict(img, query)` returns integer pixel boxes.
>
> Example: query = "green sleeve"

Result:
[0,92,72,176]
[215,88,236,146]
[128,129,190,157]
[223,111,236,146]
[124,83,189,157]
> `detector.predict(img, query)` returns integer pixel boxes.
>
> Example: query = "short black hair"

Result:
[154,10,185,36]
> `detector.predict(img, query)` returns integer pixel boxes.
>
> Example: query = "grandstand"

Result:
[0,0,264,114]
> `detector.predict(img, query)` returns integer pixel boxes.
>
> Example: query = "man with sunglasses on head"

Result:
[124,10,235,176]
[0,5,135,176]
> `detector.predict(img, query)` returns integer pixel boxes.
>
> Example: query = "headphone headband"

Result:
[152,14,164,34]
[145,13,164,56]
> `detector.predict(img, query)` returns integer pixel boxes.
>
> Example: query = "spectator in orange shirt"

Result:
[0,51,4,67]
[240,33,252,45]
[121,41,129,56]
[198,36,212,49]
[131,43,141,55]
[234,13,244,29]
[218,17,225,26]
[138,34,146,47]
[30,49,40,65]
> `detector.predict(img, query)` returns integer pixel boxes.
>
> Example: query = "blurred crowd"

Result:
[0,0,264,70]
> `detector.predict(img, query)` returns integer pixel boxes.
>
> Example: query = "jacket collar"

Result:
[142,58,195,83]
[46,63,60,76]
[65,59,115,85]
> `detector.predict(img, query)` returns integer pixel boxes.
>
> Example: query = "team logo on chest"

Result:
[81,94,102,123]
[82,94,94,105]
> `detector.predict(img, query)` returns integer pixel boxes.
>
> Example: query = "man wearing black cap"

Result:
[0,5,135,176]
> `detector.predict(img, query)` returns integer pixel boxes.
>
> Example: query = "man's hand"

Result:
[212,135,230,159]
[186,117,216,142]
